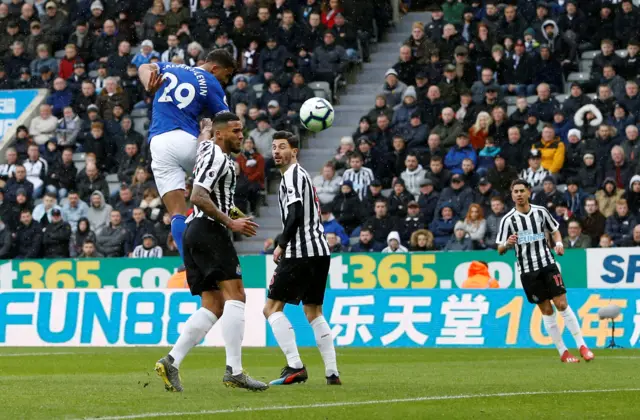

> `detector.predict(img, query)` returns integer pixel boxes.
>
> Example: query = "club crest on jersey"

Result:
[236,264,242,276]
[207,169,215,178]
[288,188,294,194]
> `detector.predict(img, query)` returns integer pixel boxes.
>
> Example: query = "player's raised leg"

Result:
[553,294,594,361]
[304,304,341,385]
[264,299,308,385]
[156,290,222,392]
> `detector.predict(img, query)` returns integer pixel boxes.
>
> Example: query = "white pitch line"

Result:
[0,352,77,357]
[84,388,640,420]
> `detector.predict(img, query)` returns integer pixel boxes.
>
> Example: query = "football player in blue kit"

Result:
[138,49,235,261]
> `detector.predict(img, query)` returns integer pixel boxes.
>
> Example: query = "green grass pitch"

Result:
[1,347,640,419]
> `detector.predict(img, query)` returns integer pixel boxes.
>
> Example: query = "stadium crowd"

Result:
[307,0,640,254]
[0,0,391,259]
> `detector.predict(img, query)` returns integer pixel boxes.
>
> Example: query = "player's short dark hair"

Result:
[360,227,372,234]
[205,49,236,70]
[44,191,56,199]
[350,151,363,161]
[213,112,240,126]
[68,190,78,196]
[83,239,95,246]
[20,208,31,215]
[510,179,530,190]
[406,152,419,159]
[375,197,387,205]
[273,130,299,148]
[490,196,503,203]
[430,155,443,163]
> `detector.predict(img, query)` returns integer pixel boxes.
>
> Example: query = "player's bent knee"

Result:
[303,304,323,323]
[201,291,224,318]
[553,296,568,311]
[263,298,285,319]
[219,279,246,303]
[537,301,554,316]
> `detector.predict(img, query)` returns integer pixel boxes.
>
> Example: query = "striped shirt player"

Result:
[497,178,593,363]
[132,244,164,258]
[278,163,329,258]
[186,140,236,224]
[138,49,235,262]
[266,131,340,387]
[342,163,375,200]
[519,149,550,190]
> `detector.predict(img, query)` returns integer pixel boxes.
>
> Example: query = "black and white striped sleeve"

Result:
[193,142,226,192]
[541,207,560,233]
[496,212,512,246]
[283,164,304,207]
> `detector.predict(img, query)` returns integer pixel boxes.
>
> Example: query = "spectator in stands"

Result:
[55,107,82,149]
[265,100,288,130]
[594,85,616,119]
[325,232,345,253]
[605,198,636,246]
[488,152,519,196]
[154,212,172,254]
[14,209,42,258]
[349,227,384,252]
[430,203,455,250]
[7,188,31,230]
[287,72,314,120]
[5,41,29,80]
[29,104,57,145]
[97,77,129,120]
[533,176,564,209]
[236,138,265,213]
[248,115,275,160]
[444,133,476,175]
[437,173,473,217]
[393,45,417,86]
[530,83,560,123]
[32,192,61,226]
[468,111,492,150]
[82,122,113,172]
[61,190,89,233]
[131,39,159,68]
[47,78,74,118]
[392,87,419,131]
[586,124,617,173]
[0,147,18,185]
[431,107,463,149]
[320,205,349,246]
[342,152,375,200]
[139,186,163,222]
[457,203,486,248]
[74,220,97,259]
[484,196,506,250]
[363,198,396,244]
[23,144,48,198]
[417,178,438,226]
[42,208,71,257]
[131,233,163,258]
[79,239,102,257]
[59,44,82,80]
[257,36,288,83]
[563,83,592,119]
[25,21,47,58]
[117,117,144,158]
[12,66,32,89]
[532,125,565,175]
[625,175,640,218]
[330,136,354,173]
[605,146,633,190]
[0,65,10,89]
[398,200,423,243]
[106,40,131,79]
[0,19,21,56]
[445,224,473,251]
[331,180,362,234]
[563,220,591,249]
[367,95,393,126]
[363,179,384,217]
[229,76,255,111]
[30,44,58,76]
[76,163,109,203]
[115,185,137,223]
[0,215,10,259]
[96,210,130,257]
[501,39,534,97]
[161,34,184,63]
[400,152,426,199]
[73,81,97,120]
[126,207,154,252]
[312,31,349,92]
[621,224,640,247]
[409,229,434,251]
[387,179,413,218]
[6,165,33,203]
[426,155,450,192]
[382,231,408,253]
[404,112,429,153]
[87,190,112,232]
[117,141,145,184]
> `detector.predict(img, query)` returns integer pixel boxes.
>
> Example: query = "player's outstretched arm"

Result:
[191,186,258,237]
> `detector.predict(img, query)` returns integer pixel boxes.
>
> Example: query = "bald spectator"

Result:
[431,107,464,149]
[96,77,129,120]
[29,104,57,145]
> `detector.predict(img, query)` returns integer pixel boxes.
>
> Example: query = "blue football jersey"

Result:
[148,62,229,140]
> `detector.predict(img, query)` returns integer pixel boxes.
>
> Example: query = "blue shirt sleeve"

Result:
[155,61,168,74]
[206,75,230,115]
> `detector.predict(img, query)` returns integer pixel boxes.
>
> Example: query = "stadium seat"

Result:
[72,152,85,162]
[555,94,568,103]
[579,59,593,73]
[131,45,141,56]
[507,105,516,116]
[88,70,98,78]
[504,96,518,105]
[588,93,598,100]
[308,81,331,100]
[616,49,628,58]
[567,72,589,82]
[54,50,65,59]
[75,161,85,172]
[349,236,359,246]
[526,95,537,104]
[252,84,263,93]
[105,174,118,183]
[581,50,599,60]
[133,117,149,135]
[130,108,147,118]
[226,85,237,95]
[108,182,120,195]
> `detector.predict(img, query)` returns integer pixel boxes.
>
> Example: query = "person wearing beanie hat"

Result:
[382,68,407,107]
[405,21,439,65]
[610,102,634,135]
[131,39,159,67]
[438,63,463,106]
[562,82,591,118]
[561,128,585,181]
[132,233,163,258]
[392,86,419,130]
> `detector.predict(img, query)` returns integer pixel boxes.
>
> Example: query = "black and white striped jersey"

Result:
[342,167,375,200]
[187,141,236,225]
[132,245,164,258]
[496,204,560,274]
[278,163,330,258]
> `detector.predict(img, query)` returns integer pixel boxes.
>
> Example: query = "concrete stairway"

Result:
[235,11,433,254]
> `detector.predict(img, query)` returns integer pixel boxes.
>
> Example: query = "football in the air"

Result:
[299,97,334,132]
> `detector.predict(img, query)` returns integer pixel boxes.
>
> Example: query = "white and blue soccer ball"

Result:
[299,97,334,132]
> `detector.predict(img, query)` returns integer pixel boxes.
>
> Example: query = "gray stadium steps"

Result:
[234,10,431,255]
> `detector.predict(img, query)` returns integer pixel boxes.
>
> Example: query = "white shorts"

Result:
[150,129,197,197]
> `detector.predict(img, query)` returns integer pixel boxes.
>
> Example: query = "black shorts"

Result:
[520,263,566,304]
[183,218,242,296]
[268,256,331,306]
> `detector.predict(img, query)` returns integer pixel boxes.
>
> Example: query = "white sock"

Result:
[268,312,303,369]
[222,300,245,375]
[310,316,338,377]
[559,306,586,348]
[169,307,218,368]
[542,313,568,356]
